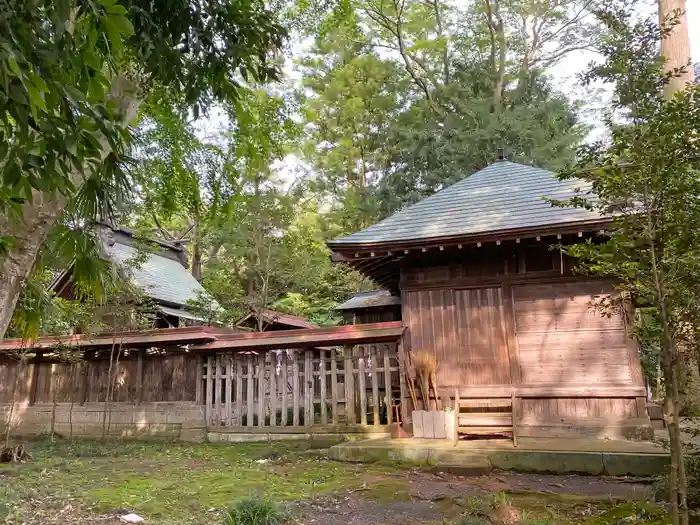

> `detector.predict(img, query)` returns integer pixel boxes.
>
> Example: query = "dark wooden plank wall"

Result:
[403,288,511,387]
[353,308,401,325]
[0,357,32,404]
[1,352,198,406]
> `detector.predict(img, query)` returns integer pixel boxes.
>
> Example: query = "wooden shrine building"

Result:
[0,160,651,443]
[328,160,651,440]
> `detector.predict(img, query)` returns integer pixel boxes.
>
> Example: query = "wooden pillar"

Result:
[29,351,43,406]
[136,349,144,405]
[195,354,203,405]
[80,351,90,406]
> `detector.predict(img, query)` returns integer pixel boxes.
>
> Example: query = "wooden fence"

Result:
[0,350,199,406]
[204,342,407,429]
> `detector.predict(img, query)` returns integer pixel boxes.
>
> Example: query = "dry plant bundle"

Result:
[412,350,440,410]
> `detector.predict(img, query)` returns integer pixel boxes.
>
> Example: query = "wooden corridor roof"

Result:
[0,322,404,353]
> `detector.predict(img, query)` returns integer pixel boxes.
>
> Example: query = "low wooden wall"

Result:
[0,350,206,441]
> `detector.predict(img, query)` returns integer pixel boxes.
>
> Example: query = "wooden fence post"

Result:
[320,350,327,425]
[383,345,393,425]
[281,352,288,426]
[358,350,367,426]
[270,353,277,427]
[136,349,144,406]
[257,353,265,427]
[371,345,380,426]
[225,355,233,426]
[398,340,408,424]
[235,356,242,426]
[205,355,214,426]
[29,352,43,406]
[292,351,300,426]
[331,349,339,425]
[304,350,312,426]
[195,354,203,405]
[214,354,222,427]
[246,354,254,427]
[344,345,355,424]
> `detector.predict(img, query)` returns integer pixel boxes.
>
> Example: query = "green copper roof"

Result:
[108,242,210,308]
[329,161,602,246]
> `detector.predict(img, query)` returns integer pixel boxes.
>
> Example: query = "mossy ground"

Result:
[0,438,671,525]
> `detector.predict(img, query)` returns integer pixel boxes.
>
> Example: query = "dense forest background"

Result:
[2,0,679,333]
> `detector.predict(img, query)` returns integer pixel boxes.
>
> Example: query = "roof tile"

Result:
[329,161,601,245]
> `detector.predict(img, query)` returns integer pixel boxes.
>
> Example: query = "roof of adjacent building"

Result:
[236,308,318,330]
[328,161,603,247]
[106,242,209,309]
[336,290,401,310]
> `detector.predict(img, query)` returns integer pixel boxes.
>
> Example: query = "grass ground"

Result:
[0,438,672,525]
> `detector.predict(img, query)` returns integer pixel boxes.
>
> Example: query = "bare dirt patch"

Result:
[295,470,653,525]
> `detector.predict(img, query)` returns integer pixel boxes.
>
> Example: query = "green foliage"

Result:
[0,0,284,216]
[685,454,700,511]
[8,234,156,339]
[555,5,700,367]
[223,498,290,525]
[298,0,591,225]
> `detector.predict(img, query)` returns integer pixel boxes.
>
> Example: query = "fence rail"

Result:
[204,342,407,429]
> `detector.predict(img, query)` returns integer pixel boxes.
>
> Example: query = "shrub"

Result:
[654,453,700,510]
[223,498,290,525]
[686,453,700,510]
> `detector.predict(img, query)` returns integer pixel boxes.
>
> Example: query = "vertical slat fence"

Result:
[202,342,405,430]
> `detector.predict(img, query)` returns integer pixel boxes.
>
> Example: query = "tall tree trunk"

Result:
[484,0,506,115]
[0,79,137,341]
[191,223,203,282]
[0,192,70,340]
[658,3,692,523]
[659,0,694,97]
[429,0,449,85]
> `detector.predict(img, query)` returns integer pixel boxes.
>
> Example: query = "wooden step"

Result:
[456,426,513,435]
[458,399,512,409]
[458,413,512,427]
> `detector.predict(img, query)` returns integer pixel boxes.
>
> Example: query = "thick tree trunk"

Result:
[484,0,506,115]
[0,191,70,340]
[658,3,692,524]
[0,78,137,341]
[659,0,694,97]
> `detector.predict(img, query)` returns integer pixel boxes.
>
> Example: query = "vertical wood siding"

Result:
[512,282,634,387]
[403,287,511,387]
